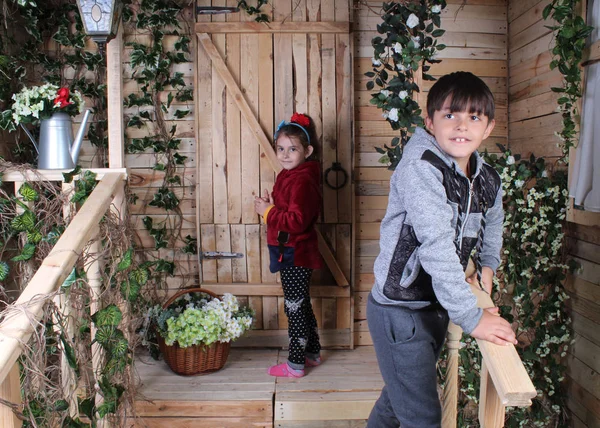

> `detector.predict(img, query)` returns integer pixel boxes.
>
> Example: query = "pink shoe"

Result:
[305,356,322,367]
[268,363,305,378]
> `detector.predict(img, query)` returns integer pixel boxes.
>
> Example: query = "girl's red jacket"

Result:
[265,160,323,270]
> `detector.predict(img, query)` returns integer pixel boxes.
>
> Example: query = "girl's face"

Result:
[276,134,313,170]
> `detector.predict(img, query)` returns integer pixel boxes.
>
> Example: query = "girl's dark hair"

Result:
[275,114,319,160]
[427,71,495,121]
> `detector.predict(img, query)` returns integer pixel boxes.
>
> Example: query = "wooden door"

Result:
[195,0,353,348]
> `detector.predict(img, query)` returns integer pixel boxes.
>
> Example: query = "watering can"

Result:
[21,109,92,170]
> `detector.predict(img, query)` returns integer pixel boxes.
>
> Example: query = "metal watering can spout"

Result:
[71,109,92,165]
[20,125,40,155]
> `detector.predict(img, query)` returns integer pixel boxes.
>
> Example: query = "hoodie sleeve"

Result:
[401,160,483,334]
[266,177,319,234]
[479,187,504,272]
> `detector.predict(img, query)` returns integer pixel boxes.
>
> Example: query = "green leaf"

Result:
[63,166,82,183]
[129,267,149,285]
[11,210,36,232]
[0,261,9,281]
[92,304,122,327]
[54,399,69,412]
[59,333,79,373]
[19,182,39,202]
[120,280,141,301]
[11,243,36,262]
[117,248,133,272]
[26,230,42,244]
[61,268,77,288]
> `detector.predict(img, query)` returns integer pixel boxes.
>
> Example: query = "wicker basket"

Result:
[157,288,231,376]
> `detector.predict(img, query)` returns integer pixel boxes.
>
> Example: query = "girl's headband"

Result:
[274,113,311,145]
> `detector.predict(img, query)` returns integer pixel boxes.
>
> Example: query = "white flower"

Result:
[399,90,409,100]
[514,179,524,188]
[392,42,403,54]
[380,90,390,97]
[411,36,420,49]
[387,108,399,122]
[431,4,442,13]
[396,63,407,72]
[372,57,382,66]
[506,155,515,165]
[406,13,419,29]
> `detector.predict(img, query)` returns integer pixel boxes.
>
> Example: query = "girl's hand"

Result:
[254,189,273,216]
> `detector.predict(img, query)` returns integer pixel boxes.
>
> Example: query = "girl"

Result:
[254,112,323,378]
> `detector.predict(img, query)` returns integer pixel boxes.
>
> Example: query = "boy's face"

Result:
[425,98,495,172]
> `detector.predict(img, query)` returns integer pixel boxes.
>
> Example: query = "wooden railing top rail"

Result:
[2,167,128,182]
[471,284,537,407]
[0,172,126,385]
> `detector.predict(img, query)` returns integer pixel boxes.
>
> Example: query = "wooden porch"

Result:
[130,346,382,428]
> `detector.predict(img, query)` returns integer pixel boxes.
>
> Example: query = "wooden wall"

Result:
[508,0,600,426]
[353,0,509,345]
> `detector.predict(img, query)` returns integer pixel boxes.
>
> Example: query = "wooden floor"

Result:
[129,346,383,427]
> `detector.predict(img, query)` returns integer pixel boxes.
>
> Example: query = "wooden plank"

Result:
[567,353,600,401]
[508,0,544,22]
[196,23,214,224]
[0,363,21,428]
[567,378,600,424]
[263,296,279,330]
[195,21,350,33]
[509,33,554,67]
[197,33,281,173]
[292,33,308,112]
[246,225,262,283]
[216,225,233,282]
[226,16,243,224]
[200,224,217,282]
[231,224,248,282]
[571,334,600,374]
[478,359,506,427]
[583,40,600,64]
[241,32,261,224]
[571,257,600,285]
[107,26,125,168]
[258,33,276,222]
[336,32,353,224]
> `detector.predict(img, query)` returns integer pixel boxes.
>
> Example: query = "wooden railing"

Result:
[0,169,126,428]
[442,267,537,427]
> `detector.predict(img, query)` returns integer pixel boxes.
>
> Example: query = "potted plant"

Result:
[142,288,254,376]
[1,83,84,130]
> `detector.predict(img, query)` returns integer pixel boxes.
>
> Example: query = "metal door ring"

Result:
[324,162,348,190]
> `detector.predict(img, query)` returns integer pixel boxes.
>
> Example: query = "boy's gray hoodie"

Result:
[371,128,503,334]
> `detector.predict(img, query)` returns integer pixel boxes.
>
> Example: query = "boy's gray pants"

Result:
[367,293,449,428]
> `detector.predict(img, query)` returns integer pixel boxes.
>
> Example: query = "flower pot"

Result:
[157,334,231,376]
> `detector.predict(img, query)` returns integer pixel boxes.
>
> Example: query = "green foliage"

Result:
[236,0,270,22]
[92,304,123,327]
[19,182,39,201]
[543,0,593,155]
[117,248,134,272]
[11,242,36,261]
[0,261,9,281]
[367,0,446,169]
[71,170,98,203]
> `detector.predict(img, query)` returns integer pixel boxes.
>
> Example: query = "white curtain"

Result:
[569,0,600,212]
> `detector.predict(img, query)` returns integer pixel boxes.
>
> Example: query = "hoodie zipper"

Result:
[458,178,474,250]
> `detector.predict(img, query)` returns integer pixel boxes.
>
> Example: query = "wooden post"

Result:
[107,25,125,169]
[479,359,505,427]
[85,235,109,428]
[441,322,462,428]
[0,363,22,428]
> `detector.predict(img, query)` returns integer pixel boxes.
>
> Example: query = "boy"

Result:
[367,71,517,428]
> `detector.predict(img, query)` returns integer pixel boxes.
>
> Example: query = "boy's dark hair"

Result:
[427,71,495,121]
[275,114,320,160]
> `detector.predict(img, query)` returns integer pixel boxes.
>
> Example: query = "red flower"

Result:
[54,87,72,107]
[290,112,310,128]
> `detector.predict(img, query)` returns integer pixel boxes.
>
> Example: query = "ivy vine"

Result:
[543,0,594,157]
[366,0,446,169]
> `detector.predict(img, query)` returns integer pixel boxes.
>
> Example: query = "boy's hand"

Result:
[470,309,518,346]
[466,266,494,294]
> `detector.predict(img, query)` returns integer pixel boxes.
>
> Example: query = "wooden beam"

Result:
[0,363,21,428]
[471,283,537,407]
[441,322,462,428]
[1,168,128,182]
[479,359,506,427]
[197,33,280,173]
[583,40,600,64]
[198,283,350,297]
[195,21,350,34]
[0,173,125,385]
[107,25,125,168]
[197,33,350,287]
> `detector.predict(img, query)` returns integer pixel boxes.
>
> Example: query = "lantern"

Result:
[75,0,122,47]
